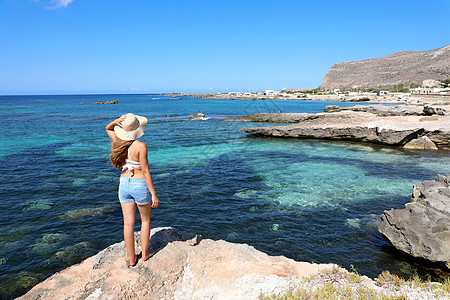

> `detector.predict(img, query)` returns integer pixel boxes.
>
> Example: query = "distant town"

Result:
[169,79,450,104]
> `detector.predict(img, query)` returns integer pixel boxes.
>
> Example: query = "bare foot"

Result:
[142,249,155,261]
[129,254,138,267]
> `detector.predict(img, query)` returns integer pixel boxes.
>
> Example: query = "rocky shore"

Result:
[379,175,450,275]
[168,92,450,104]
[238,104,450,150]
[18,227,449,299]
[18,227,335,299]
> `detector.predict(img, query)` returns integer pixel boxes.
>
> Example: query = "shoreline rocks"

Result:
[323,104,449,116]
[17,227,450,299]
[238,105,450,149]
[378,175,450,273]
[17,227,335,299]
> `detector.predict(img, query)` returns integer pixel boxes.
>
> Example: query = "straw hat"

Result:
[114,113,148,141]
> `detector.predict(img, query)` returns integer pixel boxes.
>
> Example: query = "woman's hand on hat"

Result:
[118,115,126,123]
[115,115,126,127]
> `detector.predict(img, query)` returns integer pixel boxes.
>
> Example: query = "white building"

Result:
[411,87,433,95]
[264,90,279,96]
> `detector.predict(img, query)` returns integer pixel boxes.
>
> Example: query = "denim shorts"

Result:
[118,177,151,205]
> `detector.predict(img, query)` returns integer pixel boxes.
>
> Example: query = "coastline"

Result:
[167,92,450,105]
[3,95,450,299]
[238,104,450,150]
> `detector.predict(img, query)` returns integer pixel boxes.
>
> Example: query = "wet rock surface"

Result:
[379,175,450,271]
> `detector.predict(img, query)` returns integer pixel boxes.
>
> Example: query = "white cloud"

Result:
[34,0,75,9]
[55,0,74,8]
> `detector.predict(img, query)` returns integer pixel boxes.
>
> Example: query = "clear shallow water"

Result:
[0,94,449,298]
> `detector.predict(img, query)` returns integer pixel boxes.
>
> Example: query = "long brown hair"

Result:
[110,138,134,169]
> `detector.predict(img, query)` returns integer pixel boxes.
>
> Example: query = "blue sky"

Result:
[0,0,449,95]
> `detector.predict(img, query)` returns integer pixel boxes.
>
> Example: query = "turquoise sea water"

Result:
[0,94,449,298]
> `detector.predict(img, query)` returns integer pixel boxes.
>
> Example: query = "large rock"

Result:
[240,111,450,148]
[379,175,450,270]
[188,113,206,118]
[18,227,335,300]
[323,105,424,116]
[423,105,450,116]
[403,136,438,150]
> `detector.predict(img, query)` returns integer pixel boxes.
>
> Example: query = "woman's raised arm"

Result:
[106,115,126,141]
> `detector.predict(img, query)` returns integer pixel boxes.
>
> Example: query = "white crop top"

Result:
[122,150,141,174]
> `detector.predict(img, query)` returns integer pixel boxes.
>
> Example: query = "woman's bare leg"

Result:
[137,203,153,260]
[121,202,137,265]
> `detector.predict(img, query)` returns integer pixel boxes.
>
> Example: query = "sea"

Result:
[0,94,449,299]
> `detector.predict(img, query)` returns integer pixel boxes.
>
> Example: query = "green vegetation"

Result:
[300,88,322,94]
[419,116,440,122]
[259,283,407,300]
[439,78,450,88]
[388,84,410,93]
[259,267,450,300]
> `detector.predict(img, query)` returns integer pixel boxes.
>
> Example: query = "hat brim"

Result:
[114,115,147,141]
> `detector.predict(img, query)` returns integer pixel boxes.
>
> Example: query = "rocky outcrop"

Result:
[227,113,316,123]
[378,175,450,271]
[240,111,450,148]
[18,227,336,300]
[403,136,438,150]
[188,113,206,118]
[91,100,119,104]
[320,44,450,90]
[324,104,450,116]
[423,106,450,116]
[323,104,425,116]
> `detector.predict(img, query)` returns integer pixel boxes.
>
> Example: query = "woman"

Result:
[106,113,159,267]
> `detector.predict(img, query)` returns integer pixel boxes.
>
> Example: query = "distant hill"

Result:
[320,45,450,90]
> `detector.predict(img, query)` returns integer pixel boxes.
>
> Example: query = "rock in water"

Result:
[379,175,450,271]
[403,136,438,150]
[188,113,206,118]
[18,227,334,299]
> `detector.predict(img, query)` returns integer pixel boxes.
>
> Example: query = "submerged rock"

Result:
[379,175,450,271]
[32,233,69,254]
[22,200,53,211]
[59,205,115,220]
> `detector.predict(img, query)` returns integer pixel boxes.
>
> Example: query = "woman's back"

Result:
[121,140,145,178]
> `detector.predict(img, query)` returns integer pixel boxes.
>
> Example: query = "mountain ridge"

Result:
[320,45,450,90]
